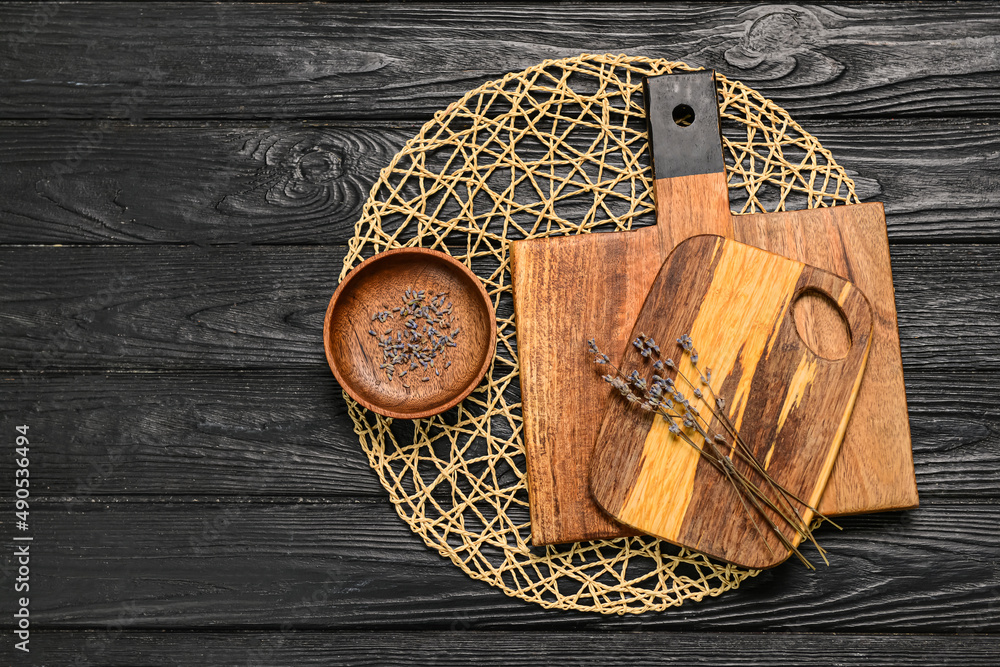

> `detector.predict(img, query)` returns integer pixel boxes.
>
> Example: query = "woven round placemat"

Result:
[339,54,858,615]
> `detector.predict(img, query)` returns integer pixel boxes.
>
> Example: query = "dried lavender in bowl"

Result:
[369,289,460,389]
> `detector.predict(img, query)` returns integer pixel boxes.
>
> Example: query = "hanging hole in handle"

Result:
[793,289,852,360]
[672,104,695,127]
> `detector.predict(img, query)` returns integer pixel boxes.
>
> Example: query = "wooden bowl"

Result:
[324,248,497,419]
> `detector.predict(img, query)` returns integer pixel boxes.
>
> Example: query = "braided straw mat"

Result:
[339,54,859,615]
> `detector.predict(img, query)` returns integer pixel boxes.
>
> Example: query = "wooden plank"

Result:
[12,500,1000,631]
[2,3,1000,120]
[0,244,997,371]
[24,631,1000,666]
[800,120,1000,241]
[0,368,384,498]
[0,118,997,246]
[0,245,348,369]
[0,369,992,500]
[0,121,410,245]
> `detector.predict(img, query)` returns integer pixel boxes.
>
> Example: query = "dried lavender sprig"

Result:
[667,351,829,565]
[666,343,837,563]
[636,381,817,566]
[646,383,818,567]
[664,412,777,558]
[660,392,819,567]
[649,335,835,536]
[590,336,826,567]
[670,343,842,545]
[652,346,829,563]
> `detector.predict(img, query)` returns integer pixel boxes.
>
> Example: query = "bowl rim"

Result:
[324,247,497,419]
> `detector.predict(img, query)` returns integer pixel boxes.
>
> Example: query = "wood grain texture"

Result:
[13,500,1000,631]
[735,204,918,516]
[0,245,349,370]
[2,3,1000,120]
[514,183,915,545]
[0,368,991,500]
[512,172,732,545]
[0,0,996,659]
[512,229,654,544]
[0,118,998,246]
[0,243,995,371]
[590,236,873,568]
[24,631,1000,666]
[0,369,386,498]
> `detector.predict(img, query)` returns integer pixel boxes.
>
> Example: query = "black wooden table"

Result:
[2,3,998,664]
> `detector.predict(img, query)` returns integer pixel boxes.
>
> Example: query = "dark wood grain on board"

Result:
[10,500,999,632]
[1,118,998,245]
[2,3,1000,120]
[24,631,1000,666]
[0,368,993,500]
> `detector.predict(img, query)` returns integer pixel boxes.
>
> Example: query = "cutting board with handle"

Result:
[511,71,731,546]
[589,234,873,569]
[510,70,916,547]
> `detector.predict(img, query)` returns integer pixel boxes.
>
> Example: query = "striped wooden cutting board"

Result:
[589,234,874,569]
